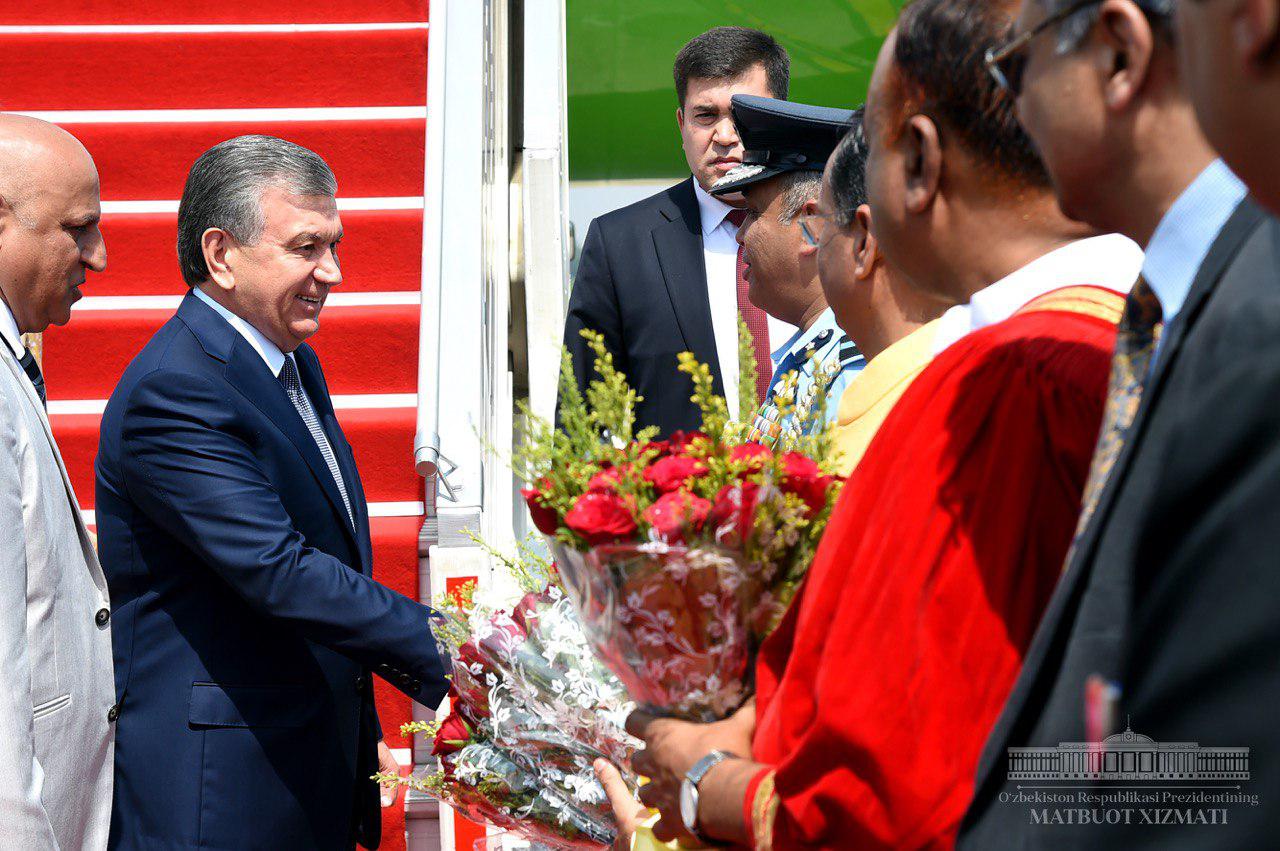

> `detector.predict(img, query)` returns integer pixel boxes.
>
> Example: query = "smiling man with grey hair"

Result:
[95,135,449,849]
[962,1,1280,846]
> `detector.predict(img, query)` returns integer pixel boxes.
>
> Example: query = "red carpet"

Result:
[79,120,427,201]
[87,210,425,296]
[9,4,435,848]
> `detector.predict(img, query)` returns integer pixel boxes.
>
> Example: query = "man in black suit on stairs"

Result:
[563,27,791,435]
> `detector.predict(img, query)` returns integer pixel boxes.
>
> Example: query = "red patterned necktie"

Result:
[726,209,772,406]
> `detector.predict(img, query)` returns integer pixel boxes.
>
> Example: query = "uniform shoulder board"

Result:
[837,336,863,368]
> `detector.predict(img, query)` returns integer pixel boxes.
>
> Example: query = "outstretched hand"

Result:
[594,758,648,850]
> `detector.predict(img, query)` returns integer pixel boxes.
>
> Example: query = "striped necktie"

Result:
[1073,276,1163,539]
[279,355,354,526]
[726,209,773,406]
[17,347,46,409]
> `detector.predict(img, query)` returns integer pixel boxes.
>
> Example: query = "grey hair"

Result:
[777,170,824,224]
[177,134,338,287]
[1047,0,1175,53]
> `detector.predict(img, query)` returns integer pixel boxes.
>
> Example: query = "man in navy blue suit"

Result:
[96,135,448,850]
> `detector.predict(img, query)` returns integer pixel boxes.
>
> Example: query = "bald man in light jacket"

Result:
[0,114,114,849]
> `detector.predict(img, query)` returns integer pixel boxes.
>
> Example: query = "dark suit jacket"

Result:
[96,293,449,850]
[563,178,724,436]
[961,201,1280,848]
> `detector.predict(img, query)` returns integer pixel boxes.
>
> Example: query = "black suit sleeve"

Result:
[562,218,627,414]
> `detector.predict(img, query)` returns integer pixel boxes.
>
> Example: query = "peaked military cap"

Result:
[710,94,856,197]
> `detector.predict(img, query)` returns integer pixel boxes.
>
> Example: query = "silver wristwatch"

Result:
[679,750,733,842]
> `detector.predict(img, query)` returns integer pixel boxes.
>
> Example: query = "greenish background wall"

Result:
[566,0,906,183]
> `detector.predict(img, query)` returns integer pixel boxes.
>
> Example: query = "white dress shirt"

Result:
[193,287,352,521]
[0,297,25,361]
[932,233,1145,354]
[194,286,288,377]
[693,180,794,417]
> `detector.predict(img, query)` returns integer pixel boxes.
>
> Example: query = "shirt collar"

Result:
[772,307,839,365]
[838,318,941,424]
[193,286,288,377]
[1142,159,1248,326]
[0,297,24,360]
[934,233,1145,354]
[693,178,738,236]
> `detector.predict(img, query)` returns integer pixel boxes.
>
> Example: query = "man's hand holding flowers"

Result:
[607,700,760,846]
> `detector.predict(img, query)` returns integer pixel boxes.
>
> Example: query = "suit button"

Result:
[107,704,120,723]
[354,674,364,690]
[95,608,110,627]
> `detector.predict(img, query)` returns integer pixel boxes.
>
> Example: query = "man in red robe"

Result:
[596,1,1139,847]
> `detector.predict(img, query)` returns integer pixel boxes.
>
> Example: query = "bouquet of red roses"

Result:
[514,330,843,720]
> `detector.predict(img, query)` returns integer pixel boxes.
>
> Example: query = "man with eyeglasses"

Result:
[959,1,1280,846]
[709,94,865,445]
[597,2,1142,846]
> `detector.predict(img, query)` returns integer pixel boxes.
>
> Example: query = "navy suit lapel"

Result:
[177,292,363,558]
[223,336,362,555]
[967,199,1269,809]
[294,345,374,574]
[652,179,725,396]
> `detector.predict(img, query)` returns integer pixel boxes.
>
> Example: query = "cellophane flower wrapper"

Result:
[407,574,641,849]
[566,542,750,723]
[441,741,617,850]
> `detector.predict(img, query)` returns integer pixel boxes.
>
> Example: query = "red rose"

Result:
[520,478,560,535]
[510,590,544,634]
[730,442,772,470]
[644,454,709,494]
[708,480,761,545]
[432,711,472,756]
[588,465,624,493]
[667,430,710,452]
[780,453,834,515]
[564,490,638,545]
[643,490,713,544]
[457,636,488,672]
[488,612,527,645]
[640,439,671,459]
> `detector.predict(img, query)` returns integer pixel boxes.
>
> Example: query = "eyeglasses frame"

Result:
[984,0,1105,96]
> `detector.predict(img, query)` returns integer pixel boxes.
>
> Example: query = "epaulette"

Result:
[837,336,863,369]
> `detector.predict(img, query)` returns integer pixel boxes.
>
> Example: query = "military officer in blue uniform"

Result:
[710,94,865,445]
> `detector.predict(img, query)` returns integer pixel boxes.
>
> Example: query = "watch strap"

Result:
[686,749,733,787]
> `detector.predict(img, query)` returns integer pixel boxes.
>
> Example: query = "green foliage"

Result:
[678,352,730,440]
[737,315,760,425]
[465,530,558,594]
[581,330,644,445]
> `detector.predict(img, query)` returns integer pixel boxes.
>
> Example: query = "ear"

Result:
[797,198,821,258]
[676,106,686,132]
[903,114,942,215]
[201,227,238,292]
[852,205,879,282]
[1097,0,1156,111]
[1236,0,1280,69]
